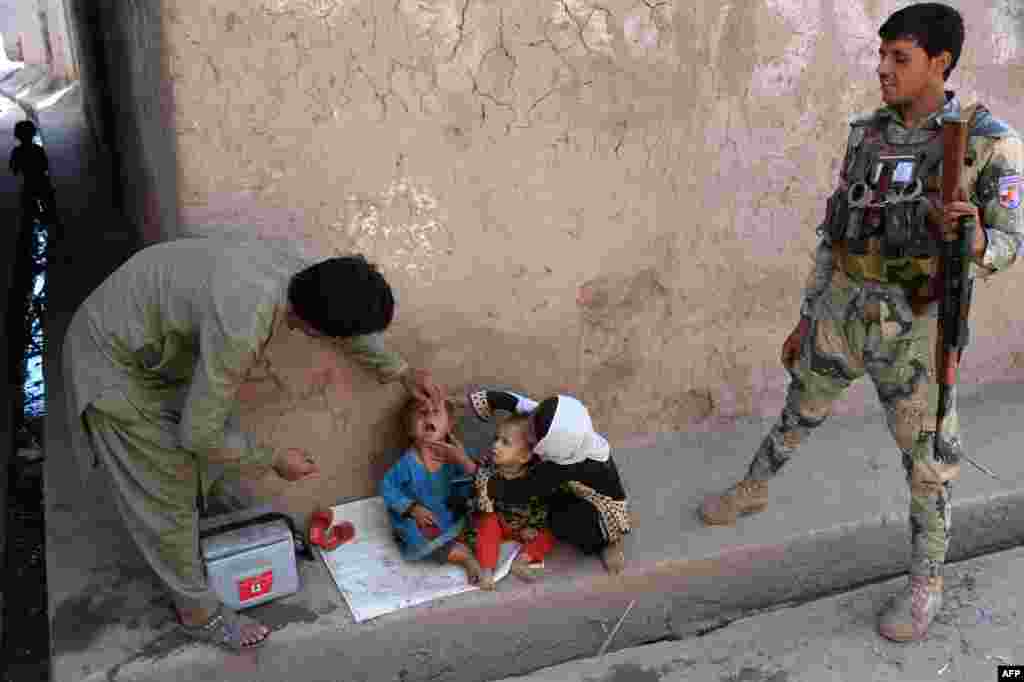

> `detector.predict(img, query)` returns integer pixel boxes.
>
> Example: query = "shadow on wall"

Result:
[63,0,179,243]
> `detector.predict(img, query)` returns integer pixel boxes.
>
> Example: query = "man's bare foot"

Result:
[510,555,544,583]
[177,605,270,649]
[478,567,496,591]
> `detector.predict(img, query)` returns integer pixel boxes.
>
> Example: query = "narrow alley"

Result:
[1,63,46,682]
[3,2,1024,682]
[1,56,139,681]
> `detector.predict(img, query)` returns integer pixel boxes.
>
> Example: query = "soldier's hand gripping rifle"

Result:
[936,117,999,480]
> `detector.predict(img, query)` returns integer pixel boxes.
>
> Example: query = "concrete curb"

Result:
[491,545,1024,682]
[44,380,1024,682]
[67,492,1024,682]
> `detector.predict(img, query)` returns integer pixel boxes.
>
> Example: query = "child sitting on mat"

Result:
[379,397,483,584]
[474,412,556,590]
[470,390,632,575]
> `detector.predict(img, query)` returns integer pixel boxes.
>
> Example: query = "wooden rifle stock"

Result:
[935,118,974,441]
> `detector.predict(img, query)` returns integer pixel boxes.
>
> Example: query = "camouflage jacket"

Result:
[802,92,1023,319]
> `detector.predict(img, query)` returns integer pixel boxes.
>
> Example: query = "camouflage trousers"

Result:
[747,268,963,579]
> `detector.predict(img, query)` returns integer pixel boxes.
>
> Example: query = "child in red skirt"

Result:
[470,391,631,575]
[474,413,556,590]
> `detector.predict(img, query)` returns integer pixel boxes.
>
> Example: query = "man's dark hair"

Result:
[14,120,37,143]
[879,3,964,81]
[287,255,395,337]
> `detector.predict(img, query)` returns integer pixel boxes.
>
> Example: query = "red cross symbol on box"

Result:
[238,570,274,602]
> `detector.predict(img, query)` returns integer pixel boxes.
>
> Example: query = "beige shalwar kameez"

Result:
[62,237,407,609]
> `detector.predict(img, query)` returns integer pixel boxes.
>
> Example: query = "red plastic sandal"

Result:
[308,511,355,551]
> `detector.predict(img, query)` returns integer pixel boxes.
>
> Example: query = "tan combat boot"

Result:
[878,575,944,642]
[699,479,769,526]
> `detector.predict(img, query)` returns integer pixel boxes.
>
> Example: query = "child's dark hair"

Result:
[879,3,964,81]
[14,120,37,143]
[499,413,534,444]
[498,414,541,464]
[287,255,395,338]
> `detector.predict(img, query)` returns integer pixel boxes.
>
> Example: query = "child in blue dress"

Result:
[379,397,483,584]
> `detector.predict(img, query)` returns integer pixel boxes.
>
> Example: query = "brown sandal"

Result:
[179,605,270,652]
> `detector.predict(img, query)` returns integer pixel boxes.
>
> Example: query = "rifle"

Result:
[936,116,999,480]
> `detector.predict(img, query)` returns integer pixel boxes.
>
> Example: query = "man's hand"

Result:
[418,443,446,469]
[421,437,465,464]
[273,448,321,482]
[942,189,986,258]
[408,503,437,530]
[781,317,811,369]
[420,436,477,474]
[401,368,444,409]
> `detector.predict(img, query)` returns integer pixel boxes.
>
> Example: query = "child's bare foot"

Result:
[478,567,496,591]
[510,555,544,583]
[601,540,626,576]
[447,544,483,585]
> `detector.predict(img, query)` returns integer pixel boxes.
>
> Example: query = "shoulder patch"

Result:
[998,174,1021,210]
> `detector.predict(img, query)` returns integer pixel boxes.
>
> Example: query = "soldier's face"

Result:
[877,38,949,107]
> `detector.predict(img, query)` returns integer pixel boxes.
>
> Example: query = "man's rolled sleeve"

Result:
[334,333,409,383]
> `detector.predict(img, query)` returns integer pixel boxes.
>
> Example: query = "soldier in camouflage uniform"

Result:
[700,3,1023,642]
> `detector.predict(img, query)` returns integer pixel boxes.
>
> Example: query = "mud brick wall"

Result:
[108,1,1024,510]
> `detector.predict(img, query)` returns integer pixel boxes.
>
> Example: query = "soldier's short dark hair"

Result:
[287,254,395,338]
[879,3,964,81]
[500,412,533,441]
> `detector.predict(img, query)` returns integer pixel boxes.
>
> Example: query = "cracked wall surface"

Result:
[157,0,1024,507]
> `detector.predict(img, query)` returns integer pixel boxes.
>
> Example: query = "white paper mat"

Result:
[319,496,520,622]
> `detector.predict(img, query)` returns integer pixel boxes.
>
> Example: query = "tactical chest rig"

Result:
[823,106,981,307]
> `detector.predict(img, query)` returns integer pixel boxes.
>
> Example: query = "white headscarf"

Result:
[533,395,610,465]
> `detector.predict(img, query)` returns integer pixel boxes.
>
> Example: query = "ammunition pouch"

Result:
[833,239,938,314]
[823,188,850,241]
[824,118,946,316]
[881,196,933,260]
